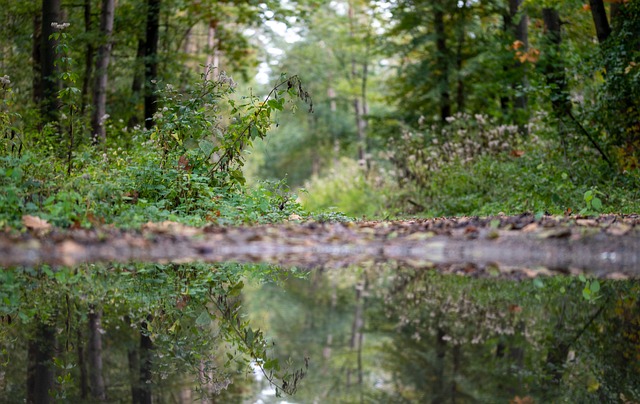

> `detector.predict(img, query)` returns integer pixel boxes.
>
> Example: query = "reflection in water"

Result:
[244,265,640,403]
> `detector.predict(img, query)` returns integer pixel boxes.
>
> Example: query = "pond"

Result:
[1,216,639,402]
[241,265,640,403]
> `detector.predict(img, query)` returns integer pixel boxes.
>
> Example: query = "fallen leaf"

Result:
[22,215,51,231]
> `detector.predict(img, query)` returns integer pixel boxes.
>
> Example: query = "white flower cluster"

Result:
[51,22,70,30]
[218,71,237,88]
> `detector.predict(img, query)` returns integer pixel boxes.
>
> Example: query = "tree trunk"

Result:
[128,339,142,403]
[129,37,146,126]
[542,7,570,117]
[77,326,89,399]
[144,0,161,129]
[431,327,446,404]
[348,1,368,165]
[40,0,61,123]
[26,321,56,404]
[90,0,115,144]
[434,4,451,122]
[455,5,466,113]
[32,12,42,105]
[347,276,366,392]
[511,0,528,121]
[88,307,106,400]
[204,19,219,81]
[589,0,611,43]
[80,0,94,115]
[139,320,154,404]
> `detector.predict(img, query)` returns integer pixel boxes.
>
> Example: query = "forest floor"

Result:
[2,213,640,279]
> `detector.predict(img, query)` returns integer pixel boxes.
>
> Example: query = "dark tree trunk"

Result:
[80,0,94,115]
[77,326,89,399]
[26,321,56,404]
[542,8,570,117]
[144,0,161,129]
[511,0,529,121]
[129,37,146,127]
[434,4,451,122]
[88,307,106,400]
[455,5,466,113]
[139,320,154,404]
[431,327,446,404]
[40,0,62,123]
[128,345,142,403]
[589,0,611,43]
[90,0,115,144]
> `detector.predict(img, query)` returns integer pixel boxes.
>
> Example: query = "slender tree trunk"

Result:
[129,37,146,126]
[128,340,142,403]
[32,13,42,105]
[431,327,446,404]
[139,320,154,404]
[511,0,529,133]
[455,6,466,113]
[144,0,161,129]
[589,0,611,43]
[450,344,460,403]
[40,0,61,123]
[80,0,94,115]
[347,275,366,393]
[90,0,115,144]
[434,3,451,122]
[26,321,56,404]
[88,307,106,400]
[542,8,570,117]
[348,1,368,164]
[77,325,89,399]
[204,19,219,81]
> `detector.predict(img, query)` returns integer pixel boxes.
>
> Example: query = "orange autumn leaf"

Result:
[511,40,525,50]
[583,4,591,11]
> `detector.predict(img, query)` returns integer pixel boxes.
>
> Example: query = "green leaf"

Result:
[267,99,283,111]
[199,139,215,156]
[533,278,544,288]
[591,197,602,211]
[582,288,591,300]
[195,310,211,327]
[584,190,593,202]
[590,280,601,293]
[184,138,199,150]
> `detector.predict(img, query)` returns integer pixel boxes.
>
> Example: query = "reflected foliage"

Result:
[246,266,640,402]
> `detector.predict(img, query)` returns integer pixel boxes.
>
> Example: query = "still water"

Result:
[243,265,640,403]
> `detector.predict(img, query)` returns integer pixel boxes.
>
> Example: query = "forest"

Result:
[1,0,640,402]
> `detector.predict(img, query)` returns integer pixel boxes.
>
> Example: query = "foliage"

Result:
[0,55,311,399]
[595,1,640,169]
[299,158,393,219]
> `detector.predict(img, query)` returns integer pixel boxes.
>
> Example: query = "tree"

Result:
[87,306,106,400]
[144,0,160,129]
[39,0,61,123]
[90,0,115,144]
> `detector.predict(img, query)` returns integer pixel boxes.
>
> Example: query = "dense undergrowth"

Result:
[1,74,312,231]
[301,113,640,219]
